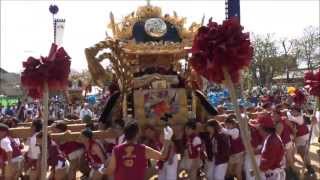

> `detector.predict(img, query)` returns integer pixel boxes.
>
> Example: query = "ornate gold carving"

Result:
[86,5,199,90]
[136,5,162,19]
[122,41,188,55]
[108,5,200,41]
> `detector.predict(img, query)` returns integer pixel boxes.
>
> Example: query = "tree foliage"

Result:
[249,34,298,87]
[295,26,320,70]
[248,26,319,87]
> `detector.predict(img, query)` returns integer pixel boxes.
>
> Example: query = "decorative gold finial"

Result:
[109,12,116,36]
[201,14,205,26]
[136,4,162,19]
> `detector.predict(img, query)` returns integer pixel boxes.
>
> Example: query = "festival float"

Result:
[84,1,263,178]
[8,1,272,179]
[85,3,218,135]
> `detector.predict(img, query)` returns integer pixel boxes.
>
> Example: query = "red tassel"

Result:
[304,69,320,97]
[21,43,71,99]
[190,17,252,84]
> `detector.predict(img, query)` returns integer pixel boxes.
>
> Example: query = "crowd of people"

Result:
[0,87,319,180]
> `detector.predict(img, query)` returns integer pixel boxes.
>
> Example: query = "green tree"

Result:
[295,26,320,70]
[250,35,298,87]
[251,34,278,87]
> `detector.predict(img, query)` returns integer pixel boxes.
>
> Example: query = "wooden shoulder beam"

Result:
[10,124,89,139]
[9,127,118,141]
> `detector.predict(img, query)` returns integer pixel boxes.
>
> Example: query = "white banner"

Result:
[54,19,66,46]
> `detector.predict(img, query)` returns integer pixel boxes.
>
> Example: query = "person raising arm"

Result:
[99,121,173,180]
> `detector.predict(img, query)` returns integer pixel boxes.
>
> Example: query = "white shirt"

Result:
[80,108,93,120]
[287,112,304,125]
[0,137,12,152]
[117,134,125,144]
[13,138,20,145]
[27,133,40,159]
[74,106,81,115]
[316,111,320,123]
[221,128,239,140]
[192,136,202,152]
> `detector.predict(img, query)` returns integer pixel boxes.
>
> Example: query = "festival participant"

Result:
[157,127,177,180]
[99,121,173,180]
[141,124,161,150]
[24,110,33,122]
[245,119,264,180]
[100,119,125,157]
[25,119,42,179]
[114,119,126,145]
[222,115,244,180]
[272,105,298,177]
[205,119,230,180]
[183,120,202,180]
[140,124,162,178]
[51,121,84,180]
[0,123,23,179]
[80,128,106,180]
[216,105,226,115]
[287,105,315,175]
[35,132,70,180]
[258,114,286,180]
[261,100,273,112]
[3,117,24,151]
[5,106,14,117]
[98,119,125,180]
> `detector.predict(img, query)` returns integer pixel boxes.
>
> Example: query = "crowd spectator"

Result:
[80,103,93,120]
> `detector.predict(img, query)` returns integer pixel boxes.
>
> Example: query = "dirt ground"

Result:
[296,143,320,179]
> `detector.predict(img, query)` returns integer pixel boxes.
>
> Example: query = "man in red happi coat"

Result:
[99,121,173,180]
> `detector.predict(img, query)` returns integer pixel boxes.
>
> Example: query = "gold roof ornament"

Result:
[108,4,201,44]
[136,5,162,19]
[86,3,203,91]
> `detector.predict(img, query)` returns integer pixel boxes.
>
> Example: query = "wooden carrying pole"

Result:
[41,82,49,180]
[222,68,261,180]
[302,97,319,176]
